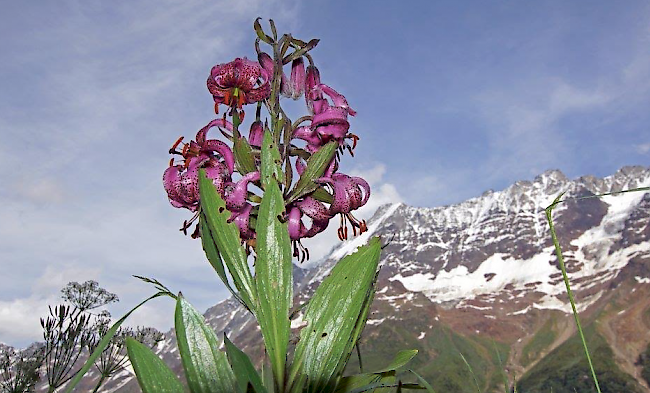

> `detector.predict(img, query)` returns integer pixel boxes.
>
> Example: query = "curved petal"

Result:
[292,126,321,147]
[287,207,305,241]
[296,197,331,222]
[163,165,185,208]
[319,84,357,116]
[305,218,329,238]
[351,176,370,208]
[196,119,234,144]
[204,161,231,196]
[225,171,260,211]
[229,203,255,239]
[202,140,235,174]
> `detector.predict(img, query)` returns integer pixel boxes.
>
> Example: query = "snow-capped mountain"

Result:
[67,166,650,392]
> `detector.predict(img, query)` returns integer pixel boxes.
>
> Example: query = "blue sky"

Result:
[1,0,649,346]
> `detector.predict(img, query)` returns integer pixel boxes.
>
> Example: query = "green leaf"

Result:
[199,216,244,306]
[234,136,257,174]
[286,141,338,204]
[311,187,334,204]
[260,130,283,189]
[63,292,171,393]
[224,334,267,393]
[175,295,239,393]
[283,39,320,64]
[334,374,381,393]
[374,350,419,374]
[199,169,256,312]
[254,17,274,44]
[409,370,436,393]
[288,237,382,393]
[126,338,185,393]
[255,142,292,388]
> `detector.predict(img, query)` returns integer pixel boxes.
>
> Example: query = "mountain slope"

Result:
[63,165,650,392]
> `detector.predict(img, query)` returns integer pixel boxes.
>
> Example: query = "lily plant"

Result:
[62,19,429,393]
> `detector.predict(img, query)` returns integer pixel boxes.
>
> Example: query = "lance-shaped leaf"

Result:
[311,187,334,204]
[286,141,337,204]
[126,338,186,393]
[288,237,382,393]
[409,370,436,393]
[374,350,418,374]
[234,136,257,175]
[199,216,245,307]
[175,295,239,393]
[199,169,256,311]
[254,17,273,44]
[283,39,320,64]
[255,138,292,388]
[224,334,267,393]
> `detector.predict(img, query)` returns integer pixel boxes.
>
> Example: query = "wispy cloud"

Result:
[0,0,300,346]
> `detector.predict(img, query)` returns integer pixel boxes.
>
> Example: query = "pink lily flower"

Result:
[317,173,370,240]
[207,58,271,113]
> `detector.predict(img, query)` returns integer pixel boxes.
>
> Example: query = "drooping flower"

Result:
[163,121,237,236]
[287,197,332,261]
[207,58,271,113]
[317,173,370,240]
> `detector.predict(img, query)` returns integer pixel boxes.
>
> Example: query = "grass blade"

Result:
[408,370,436,393]
[545,194,601,393]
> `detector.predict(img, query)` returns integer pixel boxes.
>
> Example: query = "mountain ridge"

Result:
[25,165,650,392]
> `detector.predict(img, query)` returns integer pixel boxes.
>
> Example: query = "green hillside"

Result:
[517,324,642,393]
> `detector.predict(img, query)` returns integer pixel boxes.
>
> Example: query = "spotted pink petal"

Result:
[296,197,331,222]
[318,173,370,215]
[207,57,270,105]
[228,203,255,240]
[163,165,186,208]
[304,218,329,238]
[204,161,231,197]
[225,171,260,211]
[202,140,234,174]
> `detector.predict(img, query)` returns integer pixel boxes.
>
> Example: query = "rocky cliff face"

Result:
[64,166,650,392]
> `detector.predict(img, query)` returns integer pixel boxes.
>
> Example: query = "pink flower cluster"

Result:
[163,40,369,259]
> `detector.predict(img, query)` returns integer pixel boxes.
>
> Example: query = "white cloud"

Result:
[0,0,300,346]
[636,143,650,154]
